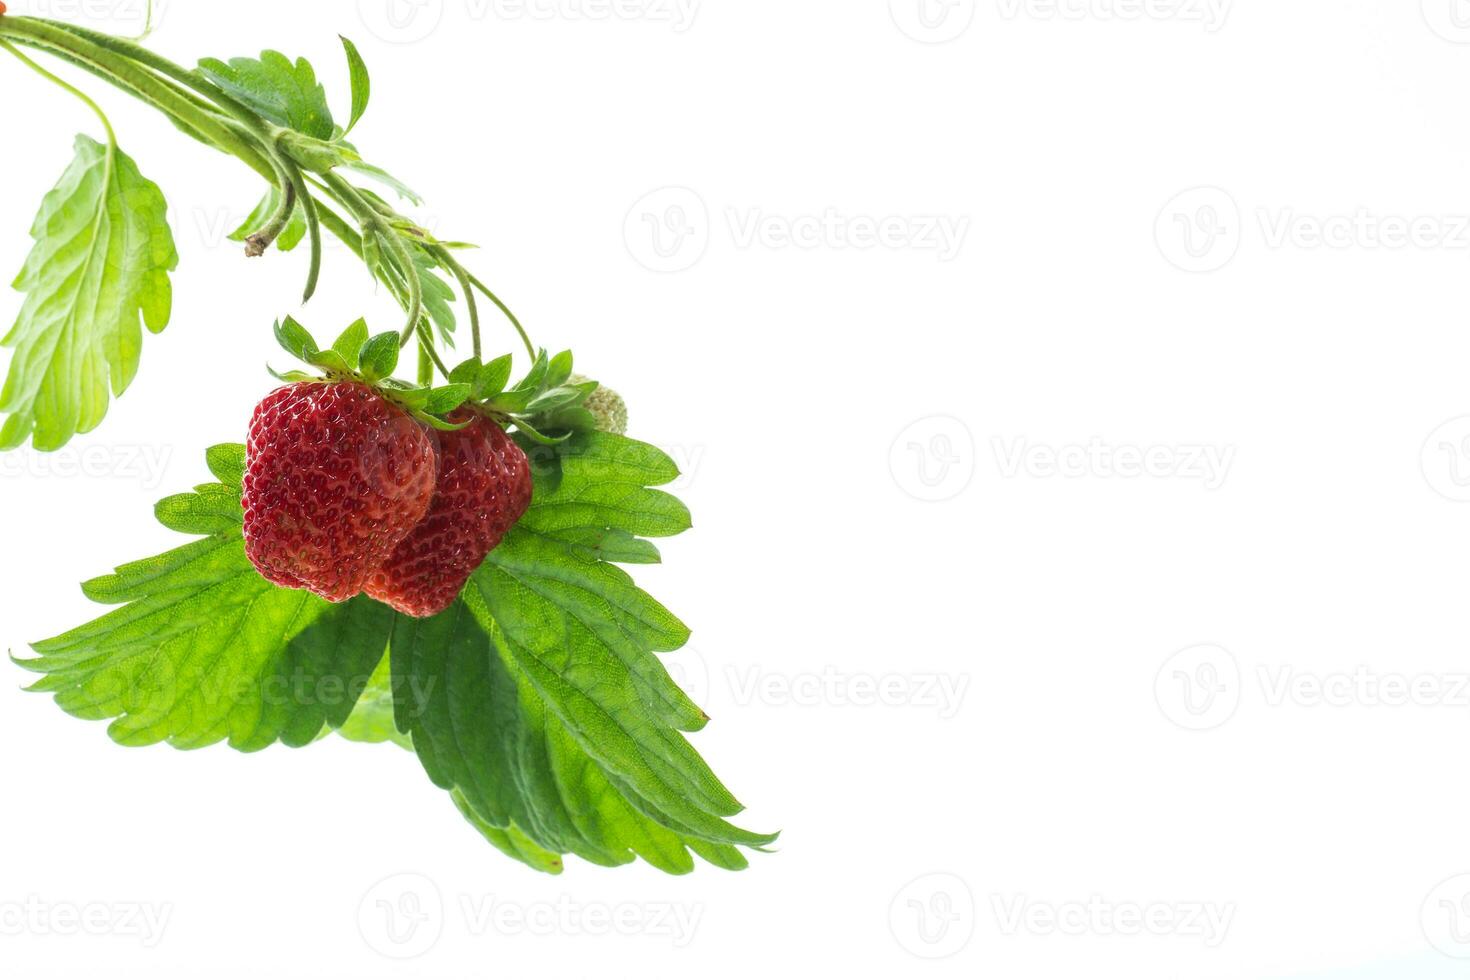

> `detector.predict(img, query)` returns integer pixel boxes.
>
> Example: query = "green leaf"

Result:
[465,432,773,850]
[545,350,574,389]
[331,318,370,366]
[230,187,306,252]
[421,383,471,415]
[24,436,771,872]
[16,445,392,750]
[358,331,400,382]
[474,354,513,400]
[344,162,423,205]
[393,595,763,873]
[1,135,178,451]
[273,315,318,362]
[339,36,371,134]
[199,51,335,140]
[413,248,457,345]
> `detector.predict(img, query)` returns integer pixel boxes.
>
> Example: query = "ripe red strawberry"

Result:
[243,381,438,602]
[366,412,532,617]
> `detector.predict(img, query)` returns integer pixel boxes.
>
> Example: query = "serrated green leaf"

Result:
[1,135,178,451]
[199,51,335,140]
[358,331,399,382]
[339,36,371,134]
[18,447,392,750]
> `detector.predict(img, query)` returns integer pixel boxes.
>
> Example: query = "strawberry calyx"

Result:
[268,315,473,432]
[446,349,604,445]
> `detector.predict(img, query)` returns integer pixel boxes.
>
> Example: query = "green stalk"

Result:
[0,37,116,145]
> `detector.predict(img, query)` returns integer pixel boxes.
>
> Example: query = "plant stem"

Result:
[465,271,536,360]
[0,37,116,144]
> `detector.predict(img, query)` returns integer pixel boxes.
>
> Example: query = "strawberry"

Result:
[365,412,532,617]
[242,381,438,602]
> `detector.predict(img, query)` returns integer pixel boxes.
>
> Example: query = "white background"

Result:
[2,0,1470,977]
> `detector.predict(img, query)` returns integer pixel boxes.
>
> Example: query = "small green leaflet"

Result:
[339,36,371,134]
[199,51,335,140]
[1,135,177,451]
[19,434,772,872]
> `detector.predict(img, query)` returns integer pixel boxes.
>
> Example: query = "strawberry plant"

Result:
[0,8,773,874]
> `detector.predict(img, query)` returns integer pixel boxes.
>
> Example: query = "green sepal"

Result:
[339,36,370,134]
[475,354,514,400]
[421,384,472,415]
[545,350,574,389]
[266,366,317,384]
[331,318,370,365]
[358,331,400,383]
[274,316,318,362]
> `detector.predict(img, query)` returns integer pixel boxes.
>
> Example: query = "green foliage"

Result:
[199,51,335,140]
[14,445,392,750]
[1,135,177,451]
[18,437,772,872]
[339,36,371,134]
